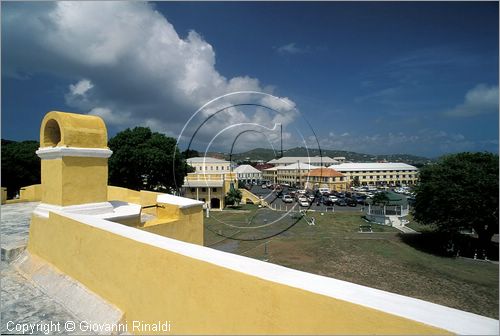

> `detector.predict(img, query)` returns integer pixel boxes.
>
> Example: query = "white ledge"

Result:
[59,212,498,335]
[36,147,113,159]
[34,202,141,222]
[157,194,204,209]
[33,202,115,218]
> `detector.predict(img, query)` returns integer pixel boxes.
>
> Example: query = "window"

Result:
[190,188,195,193]
[212,188,217,192]
[216,166,219,170]
[383,175,386,178]
[201,188,207,192]
[211,166,213,170]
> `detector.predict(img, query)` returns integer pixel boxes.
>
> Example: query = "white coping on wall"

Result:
[157,194,204,209]
[36,147,113,159]
[95,201,141,222]
[57,211,498,335]
[34,202,140,221]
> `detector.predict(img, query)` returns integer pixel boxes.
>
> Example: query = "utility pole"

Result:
[280,123,283,159]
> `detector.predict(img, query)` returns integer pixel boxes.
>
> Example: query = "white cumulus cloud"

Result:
[3,1,298,151]
[445,84,499,117]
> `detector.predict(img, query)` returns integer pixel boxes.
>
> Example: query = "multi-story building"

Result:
[268,156,338,167]
[233,165,262,184]
[305,168,348,191]
[186,157,231,173]
[329,162,418,187]
[276,162,315,187]
[262,165,283,184]
[183,157,236,209]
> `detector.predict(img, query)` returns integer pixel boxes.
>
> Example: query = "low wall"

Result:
[27,211,498,335]
[107,186,164,215]
[239,188,265,205]
[19,184,43,202]
[141,195,204,245]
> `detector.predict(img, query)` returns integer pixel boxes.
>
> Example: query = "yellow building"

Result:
[330,162,419,187]
[305,168,348,192]
[187,157,231,173]
[182,172,237,209]
[262,165,284,184]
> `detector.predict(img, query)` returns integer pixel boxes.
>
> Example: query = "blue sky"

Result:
[2,1,498,158]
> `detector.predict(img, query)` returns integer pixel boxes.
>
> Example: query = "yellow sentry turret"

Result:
[37,111,112,208]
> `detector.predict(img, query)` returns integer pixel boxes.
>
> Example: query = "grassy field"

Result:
[204,207,499,319]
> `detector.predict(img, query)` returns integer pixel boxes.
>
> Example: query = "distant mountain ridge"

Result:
[225,147,433,166]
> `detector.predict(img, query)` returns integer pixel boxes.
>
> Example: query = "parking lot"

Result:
[248,186,369,213]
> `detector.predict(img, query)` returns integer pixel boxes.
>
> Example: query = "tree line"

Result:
[2,129,498,253]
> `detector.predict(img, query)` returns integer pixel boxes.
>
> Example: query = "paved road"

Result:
[248,186,367,213]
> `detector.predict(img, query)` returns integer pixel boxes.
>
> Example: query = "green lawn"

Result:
[204,209,499,319]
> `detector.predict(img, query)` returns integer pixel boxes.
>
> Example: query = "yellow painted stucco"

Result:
[107,186,141,204]
[40,111,108,148]
[107,186,204,244]
[20,184,42,201]
[239,188,266,205]
[27,212,451,335]
[41,157,108,206]
[141,203,204,245]
[1,187,7,204]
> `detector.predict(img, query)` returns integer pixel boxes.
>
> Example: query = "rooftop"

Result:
[308,167,344,177]
[234,164,261,174]
[268,156,338,165]
[278,162,315,170]
[329,162,418,171]
[187,157,230,164]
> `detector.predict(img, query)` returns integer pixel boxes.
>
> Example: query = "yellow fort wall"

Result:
[27,211,454,335]
[107,186,204,244]
[1,187,8,204]
[19,184,42,202]
[141,203,204,245]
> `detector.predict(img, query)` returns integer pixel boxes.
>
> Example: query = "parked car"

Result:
[318,187,330,195]
[335,198,347,206]
[355,196,367,205]
[282,195,293,203]
[346,198,357,207]
[299,199,310,207]
[322,198,334,206]
[328,195,338,202]
[307,194,315,202]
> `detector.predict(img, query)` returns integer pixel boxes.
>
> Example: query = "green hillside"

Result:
[226,147,433,166]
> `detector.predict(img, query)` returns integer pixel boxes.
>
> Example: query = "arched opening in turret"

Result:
[43,119,61,147]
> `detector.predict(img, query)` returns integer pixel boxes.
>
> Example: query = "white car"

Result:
[328,195,338,202]
[318,188,330,194]
[282,195,293,203]
[299,199,309,207]
[298,196,308,202]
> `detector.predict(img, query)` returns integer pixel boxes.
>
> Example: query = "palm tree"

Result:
[225,187,242,207]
